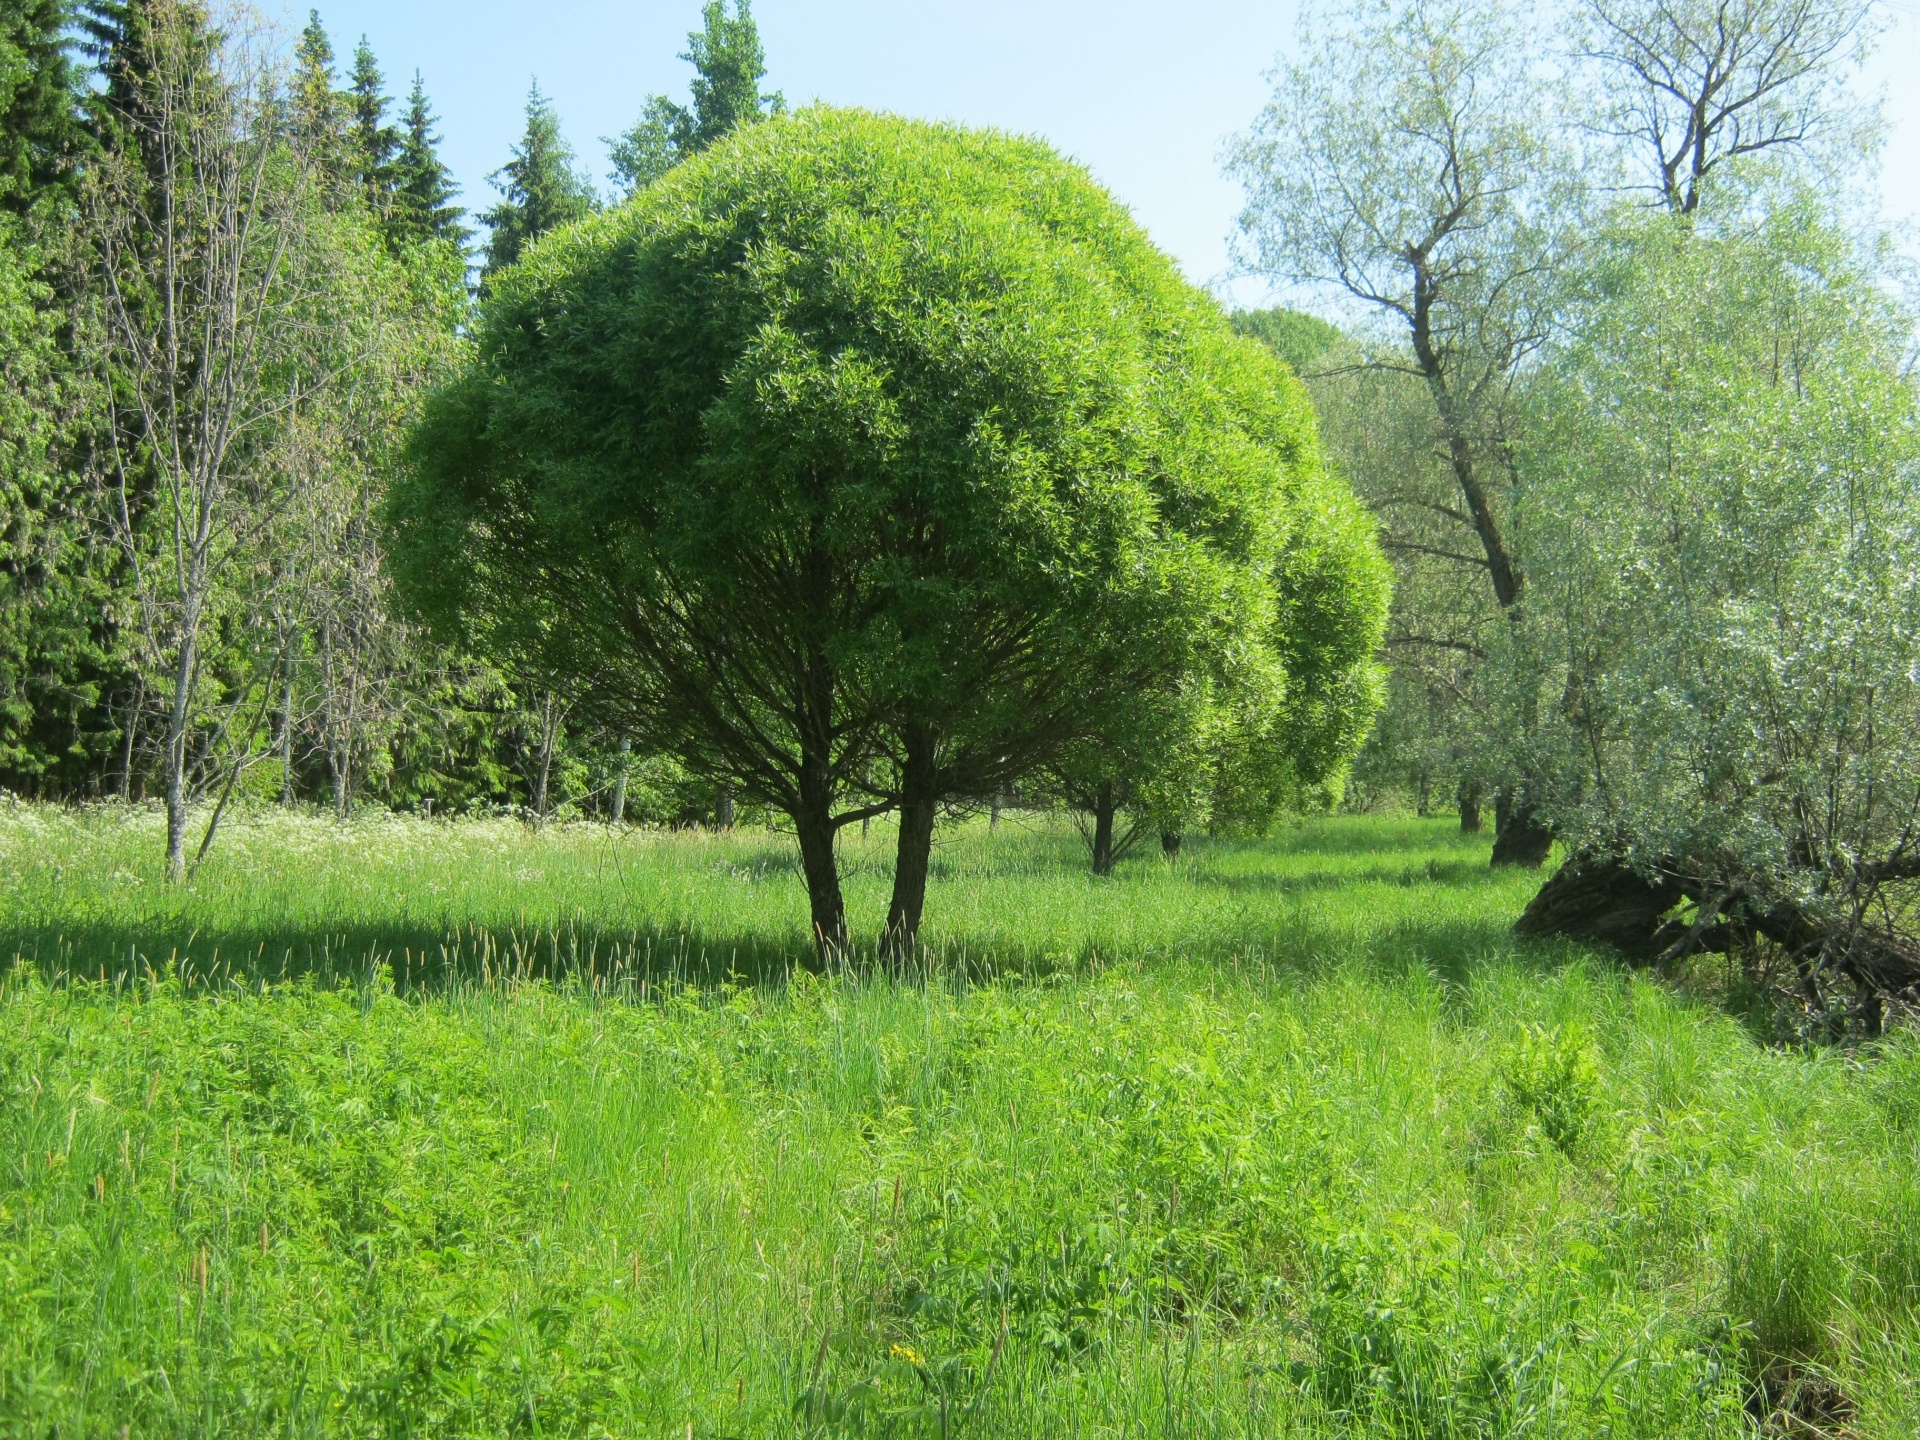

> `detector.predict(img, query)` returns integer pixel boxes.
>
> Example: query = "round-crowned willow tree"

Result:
[388,107,1385,962]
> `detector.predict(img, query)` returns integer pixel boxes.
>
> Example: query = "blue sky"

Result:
[298,0,1920,309]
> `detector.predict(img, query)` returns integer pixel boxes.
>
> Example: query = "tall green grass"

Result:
[1,806,1915,1436]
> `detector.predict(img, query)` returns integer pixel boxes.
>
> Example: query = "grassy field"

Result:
[1,806,1916,1437]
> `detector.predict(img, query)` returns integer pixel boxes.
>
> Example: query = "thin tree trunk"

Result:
[1459,781,1482,834]
[330,747,349,820]
[278,675,294,805]
[1091,781,1117,876]
[990,794,1001,830]
[164,626,198,884]
[794,754,848,968]
[611,737,631,824]
[117,679,144,804]
[882,726,939,963]
[531,693,557,826]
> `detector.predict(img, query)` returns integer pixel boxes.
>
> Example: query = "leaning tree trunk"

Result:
[1091,782,1117,876]
[882,726,939,963]
[1515,851,1920,999]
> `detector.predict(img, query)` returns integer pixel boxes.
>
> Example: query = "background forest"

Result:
[4,0,1913,1020]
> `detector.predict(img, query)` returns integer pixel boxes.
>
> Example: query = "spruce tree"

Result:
[481,83,595,279]
[609,0,780,195]
[292,10,346,175]
[0,0,86,214]
[392,72,466,249]
[348,37,399,209]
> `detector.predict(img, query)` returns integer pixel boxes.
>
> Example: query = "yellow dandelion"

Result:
[889,1342,926,1367]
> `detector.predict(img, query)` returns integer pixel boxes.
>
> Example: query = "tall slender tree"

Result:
[480,82,594,279]
[392,72,466,249]
[347,36,399,212]
[291,10,345,172]
[608,0,781,195]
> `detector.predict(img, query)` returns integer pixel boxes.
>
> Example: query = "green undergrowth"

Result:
[1,809,1916,1436]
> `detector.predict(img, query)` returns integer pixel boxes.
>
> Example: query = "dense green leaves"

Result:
[393,106,1386,945]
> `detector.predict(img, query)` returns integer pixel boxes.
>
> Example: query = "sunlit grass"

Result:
[0,806,1914,1437]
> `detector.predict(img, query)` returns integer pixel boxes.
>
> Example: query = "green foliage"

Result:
[1497,1021,1599,1155]
[398,106,1383,943]
[1230,305,1342,374]
[0,0,85,214]
[1507,200,1920,919]
[608,0,782,194]
[391,72,467,250]
[6,811,1920,1434]
[479,83,595,279]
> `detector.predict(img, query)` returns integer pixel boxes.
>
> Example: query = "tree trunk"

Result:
[1416,769,1432,817]
[990,794,1001,830]
[794,756,848,967]
[716,786,735,829]
[117,680,144,804]
[330,746,350,820]
[278,676,294,805]
[1458,781,1482,834]
[530,693,557,826]
[611,737,631,825]
[163,628,198,884]
[1091,782,1117,876]
[1161,831,1182,858]
[1491,790,1552,868]
[882,727,939,963]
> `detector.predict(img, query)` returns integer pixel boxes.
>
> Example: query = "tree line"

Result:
[0,0,1391,957]
[0,2,827,857]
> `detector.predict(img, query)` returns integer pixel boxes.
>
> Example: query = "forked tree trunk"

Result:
[882,726,939,963]
[1091,782,1117,876]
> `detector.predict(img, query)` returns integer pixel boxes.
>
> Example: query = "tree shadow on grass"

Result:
[0,916,823,993]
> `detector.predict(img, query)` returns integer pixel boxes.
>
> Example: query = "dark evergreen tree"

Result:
[481,83,594,279]
[0,0,87,214]
[609,0,780,194]
[348,36,400,209]
[292,10,346,175]
[392,72,467,249]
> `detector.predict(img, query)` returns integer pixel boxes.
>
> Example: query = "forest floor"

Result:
[0,806,1915,1437]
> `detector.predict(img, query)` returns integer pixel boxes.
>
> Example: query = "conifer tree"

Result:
[292,10,345,175]
[610,0,780,195]
[0,0,87,213]
[392,71,466,249]
[480,83,594,279]
[348,36,399,210]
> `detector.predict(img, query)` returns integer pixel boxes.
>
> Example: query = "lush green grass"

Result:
[1,807,1916,1437]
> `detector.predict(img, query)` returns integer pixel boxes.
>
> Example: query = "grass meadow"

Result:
[1,805,1917,1437]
